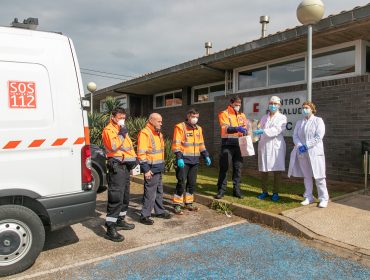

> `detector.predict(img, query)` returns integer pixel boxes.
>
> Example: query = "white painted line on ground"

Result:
[14,220,247,280]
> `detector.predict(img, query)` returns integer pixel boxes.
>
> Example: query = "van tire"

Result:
[91,167,101,192]
[0,205,45,277]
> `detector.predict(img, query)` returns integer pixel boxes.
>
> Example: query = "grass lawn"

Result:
[162,167,345,214]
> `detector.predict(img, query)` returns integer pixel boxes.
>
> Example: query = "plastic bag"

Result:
[238,135,255,157]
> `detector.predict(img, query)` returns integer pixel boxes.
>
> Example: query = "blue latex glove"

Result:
[177,158,185,168]
[298,144,308,154]
[236,126,247,134]
[205,157,211,166]
[253,129,264,135]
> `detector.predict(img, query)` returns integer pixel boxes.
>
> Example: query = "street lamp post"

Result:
[87,82,97,114]
[297,0,325,102]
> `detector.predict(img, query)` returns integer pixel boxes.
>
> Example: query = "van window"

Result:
[0,61,53,129]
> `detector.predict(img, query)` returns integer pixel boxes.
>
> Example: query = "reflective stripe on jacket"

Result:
[137,123,164,173]
[173,192,194,206]
[218,105,249,146]
[172,121,208,164]
[102,120,137,162]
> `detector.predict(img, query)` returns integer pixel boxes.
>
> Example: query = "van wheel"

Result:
[0,205,45,277]
[91,167,100,192]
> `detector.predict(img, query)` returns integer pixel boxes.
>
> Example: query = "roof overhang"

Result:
[94,4,370,99]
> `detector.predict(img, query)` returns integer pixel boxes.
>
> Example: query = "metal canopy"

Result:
[95,4,370,98]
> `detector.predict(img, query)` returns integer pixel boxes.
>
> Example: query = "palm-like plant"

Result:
[88,112,109,148]
[125,116,147,149]
[88,96,120,147]
[103,96,122,116]
[164,138,175,172]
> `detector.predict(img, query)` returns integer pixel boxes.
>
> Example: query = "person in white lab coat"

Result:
[288,101,329,208]
[253,96,287,202]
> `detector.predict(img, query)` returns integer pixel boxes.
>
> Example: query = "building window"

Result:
[154,90,182,109]
[235,42,359,93]
[192,82,225,103]
[238,67,267,91]
[269,59,305,86]
[312,47,355,78]
[100,95,128,112]
[366,46,370,73]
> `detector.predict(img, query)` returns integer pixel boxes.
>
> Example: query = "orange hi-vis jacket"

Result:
[137,123,165,174]
[219,105,250,146]
[172,121,208,165]
[102,120,137,163]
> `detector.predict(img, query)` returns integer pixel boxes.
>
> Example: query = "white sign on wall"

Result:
[243,91,307,136]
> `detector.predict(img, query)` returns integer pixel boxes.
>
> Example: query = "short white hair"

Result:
[270,96,281,103]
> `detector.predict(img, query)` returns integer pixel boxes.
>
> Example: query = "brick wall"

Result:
[211,75,370,183]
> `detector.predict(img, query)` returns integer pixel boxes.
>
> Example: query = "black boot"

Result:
[233,187,244,199]
[105,224,125,242]
[214,191,224,199]
[116,217,135,230]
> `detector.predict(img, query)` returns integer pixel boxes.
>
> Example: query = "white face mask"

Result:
[233,105,240,112]
[117,119,125,127]
[190,117,198,125]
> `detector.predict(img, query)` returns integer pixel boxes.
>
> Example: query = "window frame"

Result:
[153,89,183,109]
[234,40,362,94]
[191,81,225,104]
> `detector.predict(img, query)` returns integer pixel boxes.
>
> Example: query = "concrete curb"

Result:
[131,176,370,267]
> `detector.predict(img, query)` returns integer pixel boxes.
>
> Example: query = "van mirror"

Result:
[81,97,91,110]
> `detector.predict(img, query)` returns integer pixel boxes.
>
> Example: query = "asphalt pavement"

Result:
[23,223,370,280]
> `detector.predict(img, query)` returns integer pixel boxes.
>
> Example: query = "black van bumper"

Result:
[38,190,96,231]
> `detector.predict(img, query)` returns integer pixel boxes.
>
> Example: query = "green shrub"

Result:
[125,116,147,149]
[88,112,109,148]
[103,96,122,116]
[164,138,175,172]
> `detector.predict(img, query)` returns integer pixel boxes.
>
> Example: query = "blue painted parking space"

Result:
[73,223,370,280]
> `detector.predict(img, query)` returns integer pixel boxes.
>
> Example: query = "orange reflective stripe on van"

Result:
[2,137,85,149]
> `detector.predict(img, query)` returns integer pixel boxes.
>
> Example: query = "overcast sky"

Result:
[1,1,368,89]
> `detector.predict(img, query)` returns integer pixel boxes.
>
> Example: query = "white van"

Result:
[0,19,96,276]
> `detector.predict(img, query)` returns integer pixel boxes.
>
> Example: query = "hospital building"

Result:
[92,4,370,184]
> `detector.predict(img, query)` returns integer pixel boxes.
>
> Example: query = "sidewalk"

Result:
[281,191,370,253]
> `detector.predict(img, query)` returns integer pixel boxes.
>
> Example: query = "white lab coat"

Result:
[257,112,287,172]
[288,115,326,179]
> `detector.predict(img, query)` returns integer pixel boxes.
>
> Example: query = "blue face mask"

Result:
[268,104,278,112]
[302,108,311,117]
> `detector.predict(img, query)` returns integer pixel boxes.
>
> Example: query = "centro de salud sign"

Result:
[243,91,306,136]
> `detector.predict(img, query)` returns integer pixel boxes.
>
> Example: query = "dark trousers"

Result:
[217,145,243,195]
[141,173,166,218]
[261,171,281,193]
[106,159,130,226]
[175,163,198,196]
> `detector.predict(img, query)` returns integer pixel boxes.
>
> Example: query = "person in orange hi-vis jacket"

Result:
[102,107,137,242]
[215,96,251,199]
[171,108,211,215]
[137,113,172,225]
